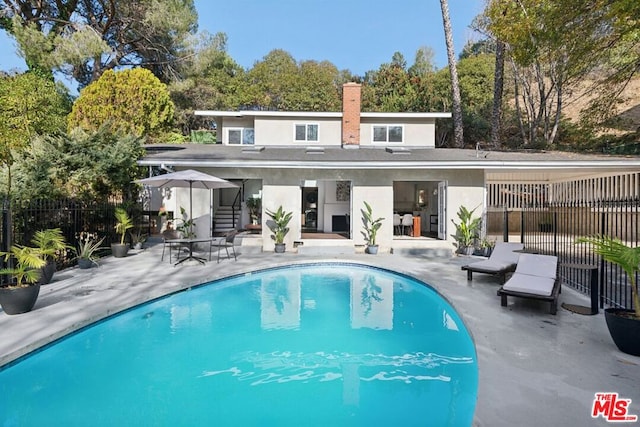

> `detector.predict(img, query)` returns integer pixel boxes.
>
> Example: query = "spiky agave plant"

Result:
[577,235,640,319]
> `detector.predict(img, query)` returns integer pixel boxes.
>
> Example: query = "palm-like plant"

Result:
[0,245,47,287]
[577,235,640,319]
[360,201,384,246]
[31,228,68,261]
[114,208,134,245]
[265,206,293,244]
[451,205,481,249]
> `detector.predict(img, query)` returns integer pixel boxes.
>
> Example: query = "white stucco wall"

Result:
[159,166,485,253]
[254,117,342,146]
[261,184,302,251]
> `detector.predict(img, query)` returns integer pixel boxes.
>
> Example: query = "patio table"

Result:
[165,237,214,265]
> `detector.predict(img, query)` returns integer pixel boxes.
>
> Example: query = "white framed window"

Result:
[228,128,255,145]
[372,125,403,143]
[294,123,319,142]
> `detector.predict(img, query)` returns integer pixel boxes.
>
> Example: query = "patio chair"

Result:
[161,229,188,263]
[497,253,561,314]
[209,229,238,263]
[393,214,401,235]
[401,214,413,236]
[461,242,524,284]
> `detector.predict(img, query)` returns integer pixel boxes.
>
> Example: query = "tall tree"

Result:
[1,0,198,88]
[68,68,175,142]
[408,46,436,77]
[0,70,70,249]
[362,54,415,112]
[0,70,70,197]
[439,0,464,148]
[490,40,505,148]
[245,49,343,111]
[11,127,144,202]
[168,31,248,133]
[483,0,640,145]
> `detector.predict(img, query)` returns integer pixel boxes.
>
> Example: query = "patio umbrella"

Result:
[135,169,238,236]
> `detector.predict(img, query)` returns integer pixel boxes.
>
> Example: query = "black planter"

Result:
[0,284,41,315]
[77,258,95,269]
[604,308,640,356]
[274,243,286,253]
[40,260,57,284]
[111,243,130,258]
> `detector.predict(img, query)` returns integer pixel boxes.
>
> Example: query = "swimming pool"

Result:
[0,263,477,426]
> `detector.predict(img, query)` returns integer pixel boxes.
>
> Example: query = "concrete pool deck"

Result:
[0,244,638,426]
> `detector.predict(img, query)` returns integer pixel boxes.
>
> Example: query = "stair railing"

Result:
[231,188,242,228]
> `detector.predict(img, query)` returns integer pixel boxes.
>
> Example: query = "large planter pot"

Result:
[274,243,286,253]
[0,284,41,315]
[459,246,474,256]
[40,260,57,284]
[365,245,379,255]
[111,243,130,258]
[604,308,640,356]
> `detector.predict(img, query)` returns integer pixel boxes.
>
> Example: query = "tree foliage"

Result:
[68,68,175,142]
[8,126,145,202]
[0,70,71,195]
[483,0,640,145]
[1,0,198,87]
[244,49,343,111]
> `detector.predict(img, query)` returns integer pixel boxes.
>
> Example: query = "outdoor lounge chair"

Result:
[461,242,524,284]
[209,229,238,263]
[497,253,561,314]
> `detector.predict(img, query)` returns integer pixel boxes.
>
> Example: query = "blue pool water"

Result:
[0,263,477,426]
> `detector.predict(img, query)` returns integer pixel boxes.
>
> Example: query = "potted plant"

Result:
[360,201,384,254]
[30,228,68,284]
[577,235,640,356]
[131,228,147,250]
[265,206,293,253]
[450,205,481,255]
[112,207,133,258]
[479,237,495,257]
[176,206,196,238]
[246,197,262,225]
[75,233,105,269]
[0,245,47,314]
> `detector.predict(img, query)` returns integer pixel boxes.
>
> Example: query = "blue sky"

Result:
[0,0,484,79]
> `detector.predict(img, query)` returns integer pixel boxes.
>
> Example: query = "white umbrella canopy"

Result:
[135,169,238,236]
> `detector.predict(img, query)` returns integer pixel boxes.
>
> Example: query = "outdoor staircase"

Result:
[214,206,241,234]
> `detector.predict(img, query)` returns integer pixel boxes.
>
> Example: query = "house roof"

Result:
[194,110,452,119]
[139,144,640,173]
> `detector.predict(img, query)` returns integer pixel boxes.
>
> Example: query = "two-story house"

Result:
[139,83,640,254]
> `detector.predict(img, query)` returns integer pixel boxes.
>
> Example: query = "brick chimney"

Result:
[341,82,361,146]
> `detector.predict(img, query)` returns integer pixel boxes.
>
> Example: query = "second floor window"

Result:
[228,128,255,145]
[295,124,319,142]
[373,125,403,143]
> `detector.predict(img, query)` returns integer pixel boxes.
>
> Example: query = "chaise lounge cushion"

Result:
[498,253,561,314]
[461,242,525,282]
[502,253,557,296]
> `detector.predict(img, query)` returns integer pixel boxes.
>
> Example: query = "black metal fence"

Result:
[486,199,639,311]
[1,198,145,271]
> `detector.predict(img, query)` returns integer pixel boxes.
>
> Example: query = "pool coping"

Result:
[1,245,639,426]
